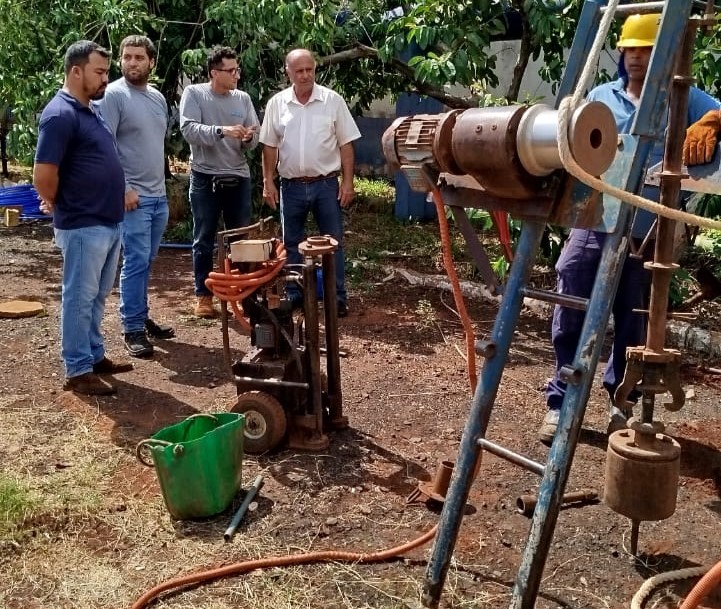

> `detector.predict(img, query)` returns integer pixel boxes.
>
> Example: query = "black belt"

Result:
[283,171,340,184]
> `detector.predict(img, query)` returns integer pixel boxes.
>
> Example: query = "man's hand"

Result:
[263,180,279,209]
[338,177,355,208]
[223,125,257,141]
[39,199,54,215]
[125,189,140,212]
[683,109,721,166]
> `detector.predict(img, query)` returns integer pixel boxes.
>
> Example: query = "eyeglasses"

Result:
[214,67,240,75]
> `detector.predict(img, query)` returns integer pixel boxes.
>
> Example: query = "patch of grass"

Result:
[354,177,394,212]
[414,299,436,330]
[0,475,38,538]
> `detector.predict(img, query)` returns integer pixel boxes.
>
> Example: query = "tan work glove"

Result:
[683,109,721,166]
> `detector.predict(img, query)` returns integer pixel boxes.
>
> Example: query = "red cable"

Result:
[429,186,478,394]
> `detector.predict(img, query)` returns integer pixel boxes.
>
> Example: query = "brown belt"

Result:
[284,171,340,184]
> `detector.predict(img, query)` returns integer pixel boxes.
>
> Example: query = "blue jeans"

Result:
[120,196,169,332]
[545,229,651,410]
[189,171,251,296]
[280,177,347,304]
[55,224,122,378]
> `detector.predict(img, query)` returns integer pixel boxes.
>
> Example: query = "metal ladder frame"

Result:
[421,0,695,607]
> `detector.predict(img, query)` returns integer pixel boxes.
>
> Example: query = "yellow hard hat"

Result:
[617,13,661,48]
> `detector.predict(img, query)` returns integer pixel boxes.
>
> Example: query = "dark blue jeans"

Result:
[280,177,347,304]
[189,170,251,296]
[545,229,651,410]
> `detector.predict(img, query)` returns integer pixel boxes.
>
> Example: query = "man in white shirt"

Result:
[260,48,361,317]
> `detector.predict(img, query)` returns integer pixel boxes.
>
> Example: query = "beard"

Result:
[123,67,150,86]
[88,85,107,100]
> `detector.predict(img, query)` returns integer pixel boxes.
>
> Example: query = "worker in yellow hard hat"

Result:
[539,13,721,446]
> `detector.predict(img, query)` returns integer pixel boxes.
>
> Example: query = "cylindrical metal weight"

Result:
[604,428,681,521]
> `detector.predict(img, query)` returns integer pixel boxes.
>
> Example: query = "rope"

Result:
[555,0,721,231]
[630,566,709,609]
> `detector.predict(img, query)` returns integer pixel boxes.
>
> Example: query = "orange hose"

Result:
[205,240,287,330]
[429,186,478,393]
[679,559,721,609]
[130,524,438,609]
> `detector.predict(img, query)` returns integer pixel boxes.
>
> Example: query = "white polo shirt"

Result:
[260,83,361,179]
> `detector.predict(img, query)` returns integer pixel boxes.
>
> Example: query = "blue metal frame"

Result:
[422,0,694,607]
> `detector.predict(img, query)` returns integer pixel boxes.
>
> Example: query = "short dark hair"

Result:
[207,46,237,74]
[64,40,110,75]
[119,35,157,61]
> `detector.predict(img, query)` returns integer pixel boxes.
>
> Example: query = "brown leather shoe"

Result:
[93,356,134,374]
[63,372,116,395]
[194,295,216,318]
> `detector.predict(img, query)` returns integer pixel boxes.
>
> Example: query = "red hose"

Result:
[679,559,721,609]
[429,186,478,393]
[130,524,438,609]
[205,239,287,330]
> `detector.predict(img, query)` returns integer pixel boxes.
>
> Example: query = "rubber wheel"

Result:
[231,391,287,454]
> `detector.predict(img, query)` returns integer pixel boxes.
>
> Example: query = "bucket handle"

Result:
[135,438,174,467]
[185,413,219,423]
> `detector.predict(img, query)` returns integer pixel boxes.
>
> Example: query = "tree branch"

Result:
[318,44,477,109]
[506,0,531,102]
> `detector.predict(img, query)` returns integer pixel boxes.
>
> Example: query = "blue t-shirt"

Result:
[35,90,125,230]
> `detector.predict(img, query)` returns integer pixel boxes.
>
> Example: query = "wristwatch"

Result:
[215,126,224,139]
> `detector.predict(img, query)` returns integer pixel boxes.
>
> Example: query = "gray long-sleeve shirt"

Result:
[178,83,260,177]
[97,78,168,196]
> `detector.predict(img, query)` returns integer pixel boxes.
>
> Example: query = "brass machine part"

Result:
[604,424,681,523]
[381,101,617,199]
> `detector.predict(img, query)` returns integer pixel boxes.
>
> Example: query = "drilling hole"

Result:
[589,128,603,149]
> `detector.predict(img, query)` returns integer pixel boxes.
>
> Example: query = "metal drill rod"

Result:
[302,258,324,434]
[321,250,344,424]
[645,20,697,354]
[477,438,545,476]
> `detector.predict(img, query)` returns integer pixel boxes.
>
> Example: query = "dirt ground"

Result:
[1,219,721,609]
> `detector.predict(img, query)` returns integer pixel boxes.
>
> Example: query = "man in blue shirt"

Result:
[539,14,721,445]
[33,40,132,396]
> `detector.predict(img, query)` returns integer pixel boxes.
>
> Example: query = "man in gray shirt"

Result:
[98,34,174,358]
[179,46,260,318]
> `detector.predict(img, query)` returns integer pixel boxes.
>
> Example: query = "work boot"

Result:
[337,301,349,318]
[124,331,154,358]
[194,295,216,318]
[538,409,560,446]
[607,403,631,436]
[63,372,116,396]
[93,356,134,374]
[145,318,175,339]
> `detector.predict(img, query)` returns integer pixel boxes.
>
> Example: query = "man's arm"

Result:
[33,163,59,214]
[338,141,355,208]
[179,87,222,146]
[262,145,280,209]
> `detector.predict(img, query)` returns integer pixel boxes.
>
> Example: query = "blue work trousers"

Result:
[119,195,169,333]
[189,171,251,296]
[55,224,122,378]
[280,177,347,305]
[545,229,651,410]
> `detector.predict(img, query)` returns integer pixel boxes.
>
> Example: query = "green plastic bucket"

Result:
[136,413,245,520]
